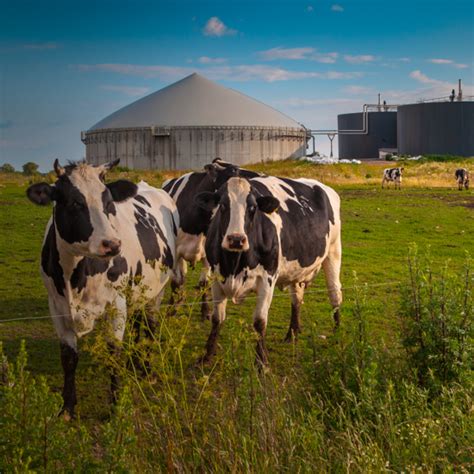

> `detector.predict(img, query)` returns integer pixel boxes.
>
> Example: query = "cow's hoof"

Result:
[59,408,75,421]
[195,354,213,367]
[283,328,299,343]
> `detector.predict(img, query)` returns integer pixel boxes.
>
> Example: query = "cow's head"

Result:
[27,159,137,258]
[195,177,279,252]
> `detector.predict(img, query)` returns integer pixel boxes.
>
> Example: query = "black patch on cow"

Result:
[135,260,143,277]
[53,175,94,244]
[134,206,174,269]
[102,189,116,216]
[41,224,65,296]
[70,257,109,293]
[134,195,151,207]
[107,180,138,202]
[254,178,335,268]
[171,214,178,236]
[163,177,179,196]
[107,256,128,282]
[268,277,272,286]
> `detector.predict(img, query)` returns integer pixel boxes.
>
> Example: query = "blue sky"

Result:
[1,0,473,170]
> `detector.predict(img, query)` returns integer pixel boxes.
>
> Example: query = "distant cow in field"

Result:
[162,158,260,319]
[382,167,404,189]
[455,168,469,190]
[195,175,342,366]
[27,160,178,417]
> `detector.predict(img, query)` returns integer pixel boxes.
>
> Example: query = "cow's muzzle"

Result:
[224,234,248,252]
[101,239,121,257]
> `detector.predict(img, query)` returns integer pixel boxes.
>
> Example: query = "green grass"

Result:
[0,161,473,471]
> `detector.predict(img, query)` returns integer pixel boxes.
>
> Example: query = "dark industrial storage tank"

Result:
[397,102,474,157]
[338,112,397,159]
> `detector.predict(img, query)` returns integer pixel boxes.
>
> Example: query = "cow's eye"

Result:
[249,205,256,213]
[72,201,84,210]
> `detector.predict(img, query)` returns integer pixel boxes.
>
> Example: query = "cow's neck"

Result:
[53,226,84,280]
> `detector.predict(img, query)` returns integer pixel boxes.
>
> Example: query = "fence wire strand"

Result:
[0,280,401,324]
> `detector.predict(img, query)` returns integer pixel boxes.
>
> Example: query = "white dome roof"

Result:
[90,73,303,130]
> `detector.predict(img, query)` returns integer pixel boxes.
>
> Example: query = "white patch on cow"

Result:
[222,178,251,251]
[168,172,192,199]
[68,164,119,256]
[215,263,268,304]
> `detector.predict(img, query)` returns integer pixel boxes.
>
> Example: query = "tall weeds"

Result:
[1,253,472,472]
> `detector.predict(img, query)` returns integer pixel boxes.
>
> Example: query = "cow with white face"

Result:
[162,158,260,318]
[27,159,178,416]
[382,167,404,189]
[195,175,342,366]
[455,168,469,190]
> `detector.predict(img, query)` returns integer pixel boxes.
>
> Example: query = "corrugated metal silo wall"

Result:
[338,112,397,159]
[397,102,474,157]
[84,126,308,170]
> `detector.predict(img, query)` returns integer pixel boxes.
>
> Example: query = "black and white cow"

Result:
[162,158,260,318]
[382,167,404,189]
[455,168,470,190]
[27,160,178,416]
[195,175,342,365]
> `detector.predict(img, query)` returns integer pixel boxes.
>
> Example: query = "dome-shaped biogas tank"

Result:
[397,102,474,157]
[338,111,397,159]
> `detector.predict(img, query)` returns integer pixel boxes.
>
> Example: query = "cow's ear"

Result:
[257,196,279,214]
[107,180,138,202]
[195,191,220,211]
[26,182,55,206]
[204,163,218,181]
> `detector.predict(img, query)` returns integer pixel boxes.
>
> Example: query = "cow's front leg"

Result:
[253,277,275,367]
[168,257,186,315]
[284,282,304,342]
[199,282,227,364]
[50,298,78,418]
[198,259,212,321]
[60,336,78,418]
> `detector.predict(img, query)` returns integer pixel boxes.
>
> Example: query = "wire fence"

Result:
[0,280,402,325]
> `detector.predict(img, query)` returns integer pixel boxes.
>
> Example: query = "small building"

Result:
[82,73,309,170]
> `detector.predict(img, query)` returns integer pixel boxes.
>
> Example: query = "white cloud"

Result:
[311,52,339,63]
[387,70,474,102]
[409,69,439,85]
[198,56,228,64]
[343,85,374,95]
[203,17,237,37]
[344,54,376,64]
[331,4,344,12]
[398,57,410,62]
[306,5,314,12]
[78,63,362,82]
[428,58,468,69]
[259,47,315,60]
[22,42,58,50]
[259,47,339,63]
[101,85,150,97]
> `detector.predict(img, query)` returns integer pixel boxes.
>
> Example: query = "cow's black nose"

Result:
[227,234,247,250]
[102,239,121,256]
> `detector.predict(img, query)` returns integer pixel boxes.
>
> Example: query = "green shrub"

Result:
[22,162,39,176]
[0,163,15,173]
[400,247,473,393]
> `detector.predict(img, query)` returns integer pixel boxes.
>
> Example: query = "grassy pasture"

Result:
[0,159,473,471]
